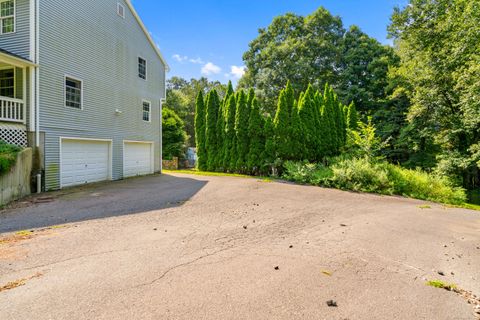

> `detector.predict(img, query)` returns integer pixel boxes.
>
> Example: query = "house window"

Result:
[138,57,147,80]
[0,68,14,98]
[117,3,125,18]
[65,77,82,109]
[0,0,15,34]
[142,100,151,122]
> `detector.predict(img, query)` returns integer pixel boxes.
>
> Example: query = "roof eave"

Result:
[0,50,38,67]
[125,0,170,72]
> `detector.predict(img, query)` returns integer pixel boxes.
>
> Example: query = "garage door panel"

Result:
[124,142,153,178]
[61,140,110,188]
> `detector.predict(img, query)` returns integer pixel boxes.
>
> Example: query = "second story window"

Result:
[0,0,15,34]
[142,100,151,122]
[138,57,147,80]
[65,76,82,109]
[117,3,125,19]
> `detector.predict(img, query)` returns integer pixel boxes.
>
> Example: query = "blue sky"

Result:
[132,0,408,84]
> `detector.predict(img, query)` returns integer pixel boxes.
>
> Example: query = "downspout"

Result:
[35,0,39,148]
[160,68,167,173]
[28,0,35,133]
[34,0,41,192]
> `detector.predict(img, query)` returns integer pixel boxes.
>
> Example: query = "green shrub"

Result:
[330,157,393,194]
[0,141,21,175]
[162,108,188,160]
[387,165,466,205]
[283,157,467,205]
[283,161,333,185]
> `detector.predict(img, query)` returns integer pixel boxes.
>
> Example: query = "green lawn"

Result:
[163,169,254,179]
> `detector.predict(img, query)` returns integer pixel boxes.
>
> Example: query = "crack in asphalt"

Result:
[10,248,138,273]
[135,246,235,288]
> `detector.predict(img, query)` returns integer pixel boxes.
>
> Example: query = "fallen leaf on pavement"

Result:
[0,272,43,293]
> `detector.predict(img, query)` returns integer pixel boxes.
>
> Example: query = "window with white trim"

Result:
[117,3,125,18]
[142,100,151,122]
[138,57,147,80]
[0,68,14,97]
[0,0,15,34]
[65,77,82,109]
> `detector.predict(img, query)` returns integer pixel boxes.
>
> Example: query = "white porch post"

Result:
[29,67,35,132]
[22,67,26,125]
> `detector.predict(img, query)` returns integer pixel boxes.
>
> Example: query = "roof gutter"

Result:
[35,0,39,148]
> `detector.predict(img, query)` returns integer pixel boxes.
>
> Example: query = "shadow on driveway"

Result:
[0,174,207,233]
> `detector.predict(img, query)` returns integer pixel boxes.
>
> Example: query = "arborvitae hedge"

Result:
[195,91,207,170]
[263,116,276,172]
[347,102,358,130]
[235,90,250,172]
[274,81,294,160]
[247,98,265,174]
[215,95,226,171]
[223,94,236,171]
[195,83,352,175]
[289,98,304,161]
[205,90,220,171]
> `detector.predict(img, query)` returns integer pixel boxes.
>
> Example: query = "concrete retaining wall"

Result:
[0,148,32,206]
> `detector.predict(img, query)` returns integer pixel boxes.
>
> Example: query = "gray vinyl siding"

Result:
[38,0,165,190]
[0,0,30,59]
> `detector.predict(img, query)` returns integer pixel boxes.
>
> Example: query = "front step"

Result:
[0,122,28,147]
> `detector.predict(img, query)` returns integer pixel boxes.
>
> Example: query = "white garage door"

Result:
[61,139,111,188]
[124,142,153,178]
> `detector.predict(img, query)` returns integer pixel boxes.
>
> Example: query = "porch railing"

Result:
[0,97,25,123]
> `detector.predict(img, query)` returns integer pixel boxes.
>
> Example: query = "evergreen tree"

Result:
[343,105,349,129]
[229,134,238,171]
[225,81,234,99]
[330,89,342,151]
[262,116,276,174]
[298,85,318,161]
[247,97,265,174]
[235,90,250,172]
[337,102,347,147]
[347,102,359,130]
[289,99,304,161]
[247,88,255,109]
[274,81,295,160]
[215,92,225,171]
[195,91,207,170]
[223,95,237,172]
[205,90,220,171]
[322,85,337,155]
[312,90,323,160]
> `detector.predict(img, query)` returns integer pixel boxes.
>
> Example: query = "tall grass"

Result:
[330,158,393,194]
[387,165,466,204]
[283,157,467,205]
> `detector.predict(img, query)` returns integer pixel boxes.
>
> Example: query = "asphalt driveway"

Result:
[0,173,479,319]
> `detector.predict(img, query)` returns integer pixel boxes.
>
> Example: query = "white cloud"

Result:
[172,54,205,65]
[229,65,246,79]
[189,57,204,64]
[172,54,188,62]
[201,62,222,76]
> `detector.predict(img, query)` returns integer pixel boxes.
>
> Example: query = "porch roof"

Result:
[0,48,37,68]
